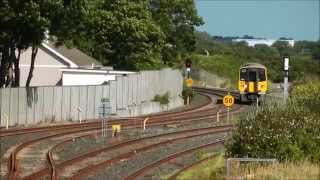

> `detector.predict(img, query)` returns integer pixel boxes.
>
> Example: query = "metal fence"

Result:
[0,68,183,127]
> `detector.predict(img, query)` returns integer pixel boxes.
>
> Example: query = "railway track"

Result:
[124,140,225,180]
[1,87,244,179]
[39,125,232,179]
[168,153,218,180]
[5,105,239,179]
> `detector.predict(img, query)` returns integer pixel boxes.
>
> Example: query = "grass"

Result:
[231,161,320,179]
[176,152,225,180]
[175,155,320,180]
[192,54,243,88]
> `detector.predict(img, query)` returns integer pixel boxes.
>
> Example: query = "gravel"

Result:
[80,133,228,180]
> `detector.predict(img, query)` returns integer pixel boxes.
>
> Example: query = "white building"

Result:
[19,42,134,87]
[61,68,136,86]
[233,38,295,47]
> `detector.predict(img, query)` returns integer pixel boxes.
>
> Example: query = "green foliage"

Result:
[192,54,243,87]
[0,0,65,87]
[182,82,194,102]
[151,0,204,65]
[226,81,320,162]
[1,0,203,87]
[153,92,170,105]
[194,33,320,83]
[51,0,203,70]
[290,81,320,115]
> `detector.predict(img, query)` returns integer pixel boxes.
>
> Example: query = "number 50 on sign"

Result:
[223,95,234,107]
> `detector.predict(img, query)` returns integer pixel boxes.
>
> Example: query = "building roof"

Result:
[60,68,135,75]
[241,63,266,69]
[43,42,102,67]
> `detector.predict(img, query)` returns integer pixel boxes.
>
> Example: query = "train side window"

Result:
[258,69,266,81]
[240,69,247,81]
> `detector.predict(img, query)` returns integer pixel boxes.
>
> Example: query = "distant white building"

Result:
[233,38,295,47]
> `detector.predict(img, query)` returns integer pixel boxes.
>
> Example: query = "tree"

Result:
[0,0,64,87]
[51,0,166,70]
[272,40,292,56]
[89,0,165,70]
[150,0,204,64]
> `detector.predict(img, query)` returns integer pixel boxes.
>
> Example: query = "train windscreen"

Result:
[240,68,266,81]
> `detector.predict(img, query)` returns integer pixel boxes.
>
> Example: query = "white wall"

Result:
[62,72,117,86]
[19,47,69,87]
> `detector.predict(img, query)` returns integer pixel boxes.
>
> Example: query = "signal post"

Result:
[185,58,193,105]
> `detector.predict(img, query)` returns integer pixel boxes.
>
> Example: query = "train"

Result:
[238,63,268,103]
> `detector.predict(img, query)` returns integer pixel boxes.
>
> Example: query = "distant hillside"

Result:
[193,32,320,84]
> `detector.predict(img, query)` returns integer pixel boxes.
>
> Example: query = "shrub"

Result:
[153,92,170,105]
[226,81,320,162]
[181,81,195,105]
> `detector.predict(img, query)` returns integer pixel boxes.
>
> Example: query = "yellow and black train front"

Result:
[238,63,267,102]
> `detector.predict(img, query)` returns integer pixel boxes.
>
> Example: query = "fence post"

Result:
[77,107,83,124]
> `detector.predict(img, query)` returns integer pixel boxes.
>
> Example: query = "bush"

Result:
[181,80,195,104]
[153,92,170,105]
[226,81,320,162]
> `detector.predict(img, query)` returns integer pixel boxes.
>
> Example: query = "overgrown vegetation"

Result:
[181,82,194,104]
[230,161,320,179]
[193,32,320,85]
[226,81,320,162]
[176,152,225,180]
[152,92,170,105]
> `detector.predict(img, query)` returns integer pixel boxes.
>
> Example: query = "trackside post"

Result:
[223,93,234,123]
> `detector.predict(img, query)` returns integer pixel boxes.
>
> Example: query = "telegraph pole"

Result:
[283,56,289,103]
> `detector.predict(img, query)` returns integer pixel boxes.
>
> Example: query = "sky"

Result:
[195,0,320,41]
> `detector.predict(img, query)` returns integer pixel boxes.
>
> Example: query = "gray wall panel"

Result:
[109,81,117,114]
[70,86,80,121]
[52,86,62,122]
[34,87,45,124]
[18,88,27,125]
[0,69,183,127]
[1,88,11,126]
[79,86,88,120]
[61,86,71,121]
[26,88,36,125]
[94,85,104,119]
[42,87,54,123]
[9,88,19,125]
[122,77,128,108]
[116,77,123,110]
[87,86,96,120]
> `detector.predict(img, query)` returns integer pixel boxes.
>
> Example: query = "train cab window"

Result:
[240,69,247,81]
[258,69,266,81]
[248,71,257,81]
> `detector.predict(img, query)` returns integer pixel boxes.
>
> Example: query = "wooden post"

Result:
[143,117,150,131]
